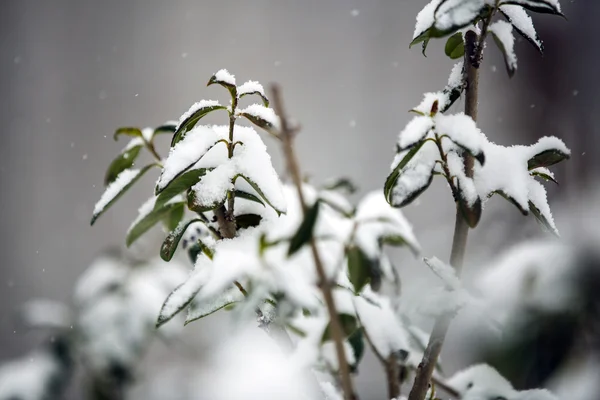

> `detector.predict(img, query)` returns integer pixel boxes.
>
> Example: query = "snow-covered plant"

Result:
[0,253,186,400]
[85,2,574,399]
[384,1,568,400]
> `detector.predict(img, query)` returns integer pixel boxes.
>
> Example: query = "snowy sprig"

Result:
[411,0,563,77]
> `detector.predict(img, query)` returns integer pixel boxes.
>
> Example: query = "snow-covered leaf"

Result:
[156,263,207,328]
[499,0,563,16]
[126,196,185,247]
[160,218,203,262]
[207,69,237,98]
[236,173,285,215]
[412,61,465,115]
[234,189,265,207]
[347,329,365,371]
[171,101,227,146]
[385,141,437,208]
[397,116,434,151]
[155,168,210,208]
[527,147,570,170]
[500,4,543,53]
[288,200,320,257]
[237,104,280,132]
[530,167,557,184]
[185,286,244,325]
[92,165,157,225]
[153,121,177,136]
[445,31,465,59]
[490,20,518,77]
[237,80,269,106]
[104,140,143,185]
[436,112,486,164]
[156,125,227,193]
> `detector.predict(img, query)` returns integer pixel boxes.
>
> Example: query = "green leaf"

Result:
[348,329,365,372]
[155,168,210,207]
[156,279,201,328]
[456,185,482,229]
[321,177,357,194]
[527,149,570,170]
[187,239,214,264]
[236,174,286,215]
[170,104,228,146]
[153,123,177,136]
[235,214,263,230]
[321,314,358,343]
[499,0,565,17]
[287,201,320,257]
[160,218,203,262]
[347,246,374,294]
[113,127,143,141]
[165,203,185,231]
[445,32,465,59]
[91,164,157,225]
[185,286,244,325]
[126,200,185,247]
[104,143,143,186]
[234,190,265,207]
[494,190,529,215]
[500,9,544,54]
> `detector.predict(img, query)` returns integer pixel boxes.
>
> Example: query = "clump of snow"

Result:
[237,104,281,130]
[413,0,443,39]
[412,61,464,114]
[0,350,62,400]
[435,0,487,33]
[446,150,478,206]
[213,69,236,86]
[435,112,484,157]
[237,81,265,97]
[490,20,517,73]
[93,169,141,217]
[389,141,438,207]
[177,100,221,126]
[448,364,514,398]
[398,116,434,149]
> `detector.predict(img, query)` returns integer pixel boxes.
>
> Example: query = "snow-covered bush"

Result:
[3,1,581,400]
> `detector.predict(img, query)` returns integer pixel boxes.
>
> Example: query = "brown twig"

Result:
[407,26,484,400]
[361,325,402,399]
[270,84,358,400]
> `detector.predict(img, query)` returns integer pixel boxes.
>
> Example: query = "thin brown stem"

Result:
[407,28,482,400]
[214,205,236,239]
[270,84,358,400]
[361,323,402,399]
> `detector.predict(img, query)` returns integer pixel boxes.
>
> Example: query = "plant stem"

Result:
[361,325,402,399]
[407,29,481,400]
[270,84,358,400]
[226,95,239,223]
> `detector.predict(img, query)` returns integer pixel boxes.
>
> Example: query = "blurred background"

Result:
[0,1,596,399]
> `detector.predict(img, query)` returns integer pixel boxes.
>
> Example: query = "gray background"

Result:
[0,1,596,398]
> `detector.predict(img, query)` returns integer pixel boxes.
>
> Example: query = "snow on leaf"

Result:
[398,116,434,150]
[212,69,236,86]
[237,80,269,106]
[156,125,227,193]
[412,61,464,114]
[434,0,488,33]
[354,289,410,358]
[490,20,518,77]
[185,285,244,324]
[92,166,156,225]
[435,112,485,162]
[188,163,235,211]
[355,191,420,256]
[500,0,563,16]
[156,259,210,328]
[126,195,185,247]
[500,4,543,53]
[413,0,444,40]
[237,103,280,131]
[172,100,227,146]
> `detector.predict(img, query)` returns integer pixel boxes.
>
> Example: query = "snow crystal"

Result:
[213,69,236,86]
[237,103,280,130]
[237,80,265,97]
[500,4,543,52]
[93,169,141,216]
[177,100,221,126]
[413,0,443,39]
[156,125,227,192]
[489,20,517,73]
[398,116,434,150]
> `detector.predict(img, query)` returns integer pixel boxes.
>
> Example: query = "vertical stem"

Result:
[227,95,238,222]
[271,85,358,400]
[407,29,481,400]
